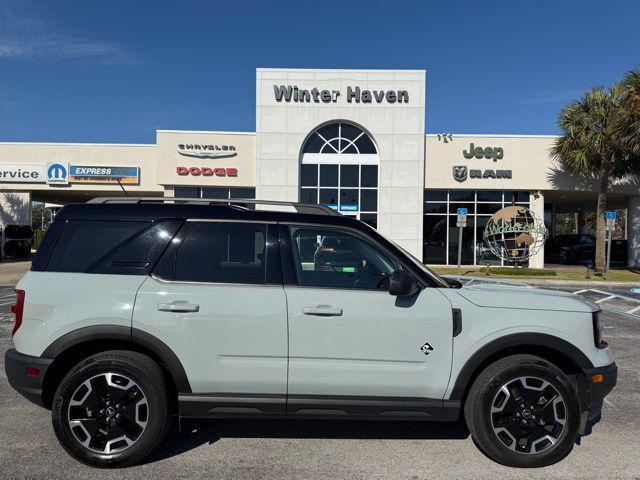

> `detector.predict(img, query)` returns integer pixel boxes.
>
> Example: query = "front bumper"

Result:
[4,348,53,408]
[578,362,617,435]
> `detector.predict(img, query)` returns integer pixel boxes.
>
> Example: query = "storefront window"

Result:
[300,121,379,225]
[423,190,531,265]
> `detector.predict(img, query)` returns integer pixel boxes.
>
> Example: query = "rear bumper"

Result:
[4,348,53,408]
[578,362,617,435]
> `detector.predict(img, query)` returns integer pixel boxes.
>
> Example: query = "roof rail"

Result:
[86,197,342,216]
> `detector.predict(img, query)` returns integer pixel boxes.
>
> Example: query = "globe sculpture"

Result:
[483,205,548,265]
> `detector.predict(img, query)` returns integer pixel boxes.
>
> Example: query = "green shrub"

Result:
[481,267,557,277]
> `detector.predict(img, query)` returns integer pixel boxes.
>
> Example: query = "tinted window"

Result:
[174,187,199,198]
[340,165,358,187]
[300,164,318,187]
[290,227,396,290]
[46,221,147,273]
[174,222,266,284]
[360,165,378,187]
[89,220,182,275]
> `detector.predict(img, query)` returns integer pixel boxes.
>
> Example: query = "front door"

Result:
[283,225,454,417]
[133,221,288,417]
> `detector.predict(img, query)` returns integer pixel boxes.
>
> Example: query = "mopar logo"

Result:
[46,162,69,185]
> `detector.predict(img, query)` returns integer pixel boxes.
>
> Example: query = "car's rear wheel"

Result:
[52,350,170,468]
[464,354,580,468]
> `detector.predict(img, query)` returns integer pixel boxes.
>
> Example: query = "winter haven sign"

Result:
[274,85,409,104]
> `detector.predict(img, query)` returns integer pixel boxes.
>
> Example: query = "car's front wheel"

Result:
[464,354,580,468]
[52,350,171,468]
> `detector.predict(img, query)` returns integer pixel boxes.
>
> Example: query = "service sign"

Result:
[0,164,45,183]
[69,166,140,184]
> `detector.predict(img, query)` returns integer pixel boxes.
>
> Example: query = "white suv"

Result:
[5,198,616,468]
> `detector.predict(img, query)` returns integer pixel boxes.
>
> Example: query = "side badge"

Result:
[419,342,434,356]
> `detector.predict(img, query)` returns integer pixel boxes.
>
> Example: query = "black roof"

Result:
[55,202,369,231]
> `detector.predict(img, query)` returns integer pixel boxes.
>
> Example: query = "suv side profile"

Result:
[5,198,616,468]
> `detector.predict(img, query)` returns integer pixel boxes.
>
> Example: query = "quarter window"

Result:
[290,227,396,290]
[173,222,267,284]
[46,221,147,273]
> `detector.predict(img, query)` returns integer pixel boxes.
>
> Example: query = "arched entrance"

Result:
[298,121,379,228]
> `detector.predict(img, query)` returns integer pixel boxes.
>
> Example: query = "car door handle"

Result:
[157,301,200,313]
[303,305,343,317]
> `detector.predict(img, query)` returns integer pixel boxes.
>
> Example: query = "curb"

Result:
[453,276,639,288]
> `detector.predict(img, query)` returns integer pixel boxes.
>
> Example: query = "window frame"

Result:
[280,222,413,292]
[152,219,280,286]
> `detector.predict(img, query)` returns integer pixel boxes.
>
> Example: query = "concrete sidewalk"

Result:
[0,260,30,286]
[442,274,639,289]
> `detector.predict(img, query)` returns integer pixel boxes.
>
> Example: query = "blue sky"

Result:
[0,0,638,143]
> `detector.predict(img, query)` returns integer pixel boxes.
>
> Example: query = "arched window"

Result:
[299,121,379,229]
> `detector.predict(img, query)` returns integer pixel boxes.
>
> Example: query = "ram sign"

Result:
[69,166,140,184]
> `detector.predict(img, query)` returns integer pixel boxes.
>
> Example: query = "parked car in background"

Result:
[545,234,628,265]
[545,234,596,265]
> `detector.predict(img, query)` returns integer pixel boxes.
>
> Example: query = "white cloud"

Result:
[0,1,136,65]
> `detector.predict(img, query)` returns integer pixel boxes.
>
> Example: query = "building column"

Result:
[529,190,545,269]
[628,196,640,268]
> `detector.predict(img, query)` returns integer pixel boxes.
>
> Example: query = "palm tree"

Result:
[616,69,640,155]
[552,81,640,272]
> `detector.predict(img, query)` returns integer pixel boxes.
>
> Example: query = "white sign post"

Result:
[456,208,468,273]
[605,211,616,280]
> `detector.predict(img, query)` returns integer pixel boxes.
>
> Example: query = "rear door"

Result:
[133,220,288,417]
[282,224,454,418]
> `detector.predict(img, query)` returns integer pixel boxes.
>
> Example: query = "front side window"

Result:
[290,227,396,290]
[173,222,266,284]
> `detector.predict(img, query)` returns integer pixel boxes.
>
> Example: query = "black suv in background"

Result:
[545,234,628,265]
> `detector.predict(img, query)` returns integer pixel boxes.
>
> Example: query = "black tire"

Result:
[52,350,171,468]
[464,354,580,468]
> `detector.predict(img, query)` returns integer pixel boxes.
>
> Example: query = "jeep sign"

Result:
[463,143,504,162]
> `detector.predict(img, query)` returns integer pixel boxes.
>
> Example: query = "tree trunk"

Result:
[594,164,611,272]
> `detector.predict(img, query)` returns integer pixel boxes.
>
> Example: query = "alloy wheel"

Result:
[490,376,567,454]
[67,373,148,454]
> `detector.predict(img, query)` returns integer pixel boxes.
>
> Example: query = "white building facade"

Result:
[1,68,638,267]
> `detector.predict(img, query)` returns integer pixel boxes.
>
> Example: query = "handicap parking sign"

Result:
[46,162,69,185]
[606,211,616,219]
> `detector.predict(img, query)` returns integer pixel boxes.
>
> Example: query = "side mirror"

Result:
[388,270,420,297]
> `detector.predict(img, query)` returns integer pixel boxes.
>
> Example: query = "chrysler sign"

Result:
[177,144,237,159]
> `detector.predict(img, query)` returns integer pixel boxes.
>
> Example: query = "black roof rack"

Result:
[87,197,341,216]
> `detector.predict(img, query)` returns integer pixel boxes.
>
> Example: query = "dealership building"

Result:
[1,68,639,268]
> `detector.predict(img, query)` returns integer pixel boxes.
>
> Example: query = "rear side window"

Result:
[171,222,267,284]
[88,220,183,275]
[43,219,182,274]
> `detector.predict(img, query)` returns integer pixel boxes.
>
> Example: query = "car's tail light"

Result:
[11,289,25,336]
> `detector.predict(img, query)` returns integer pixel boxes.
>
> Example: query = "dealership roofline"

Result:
[257,67,426,74]
[425,133,559,138]
[0,141,153,147]
[156,130,256,136]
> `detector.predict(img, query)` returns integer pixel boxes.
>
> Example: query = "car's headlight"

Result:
[593,310,607,348]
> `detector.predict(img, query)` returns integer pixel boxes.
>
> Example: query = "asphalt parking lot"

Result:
[1,281,639,480]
